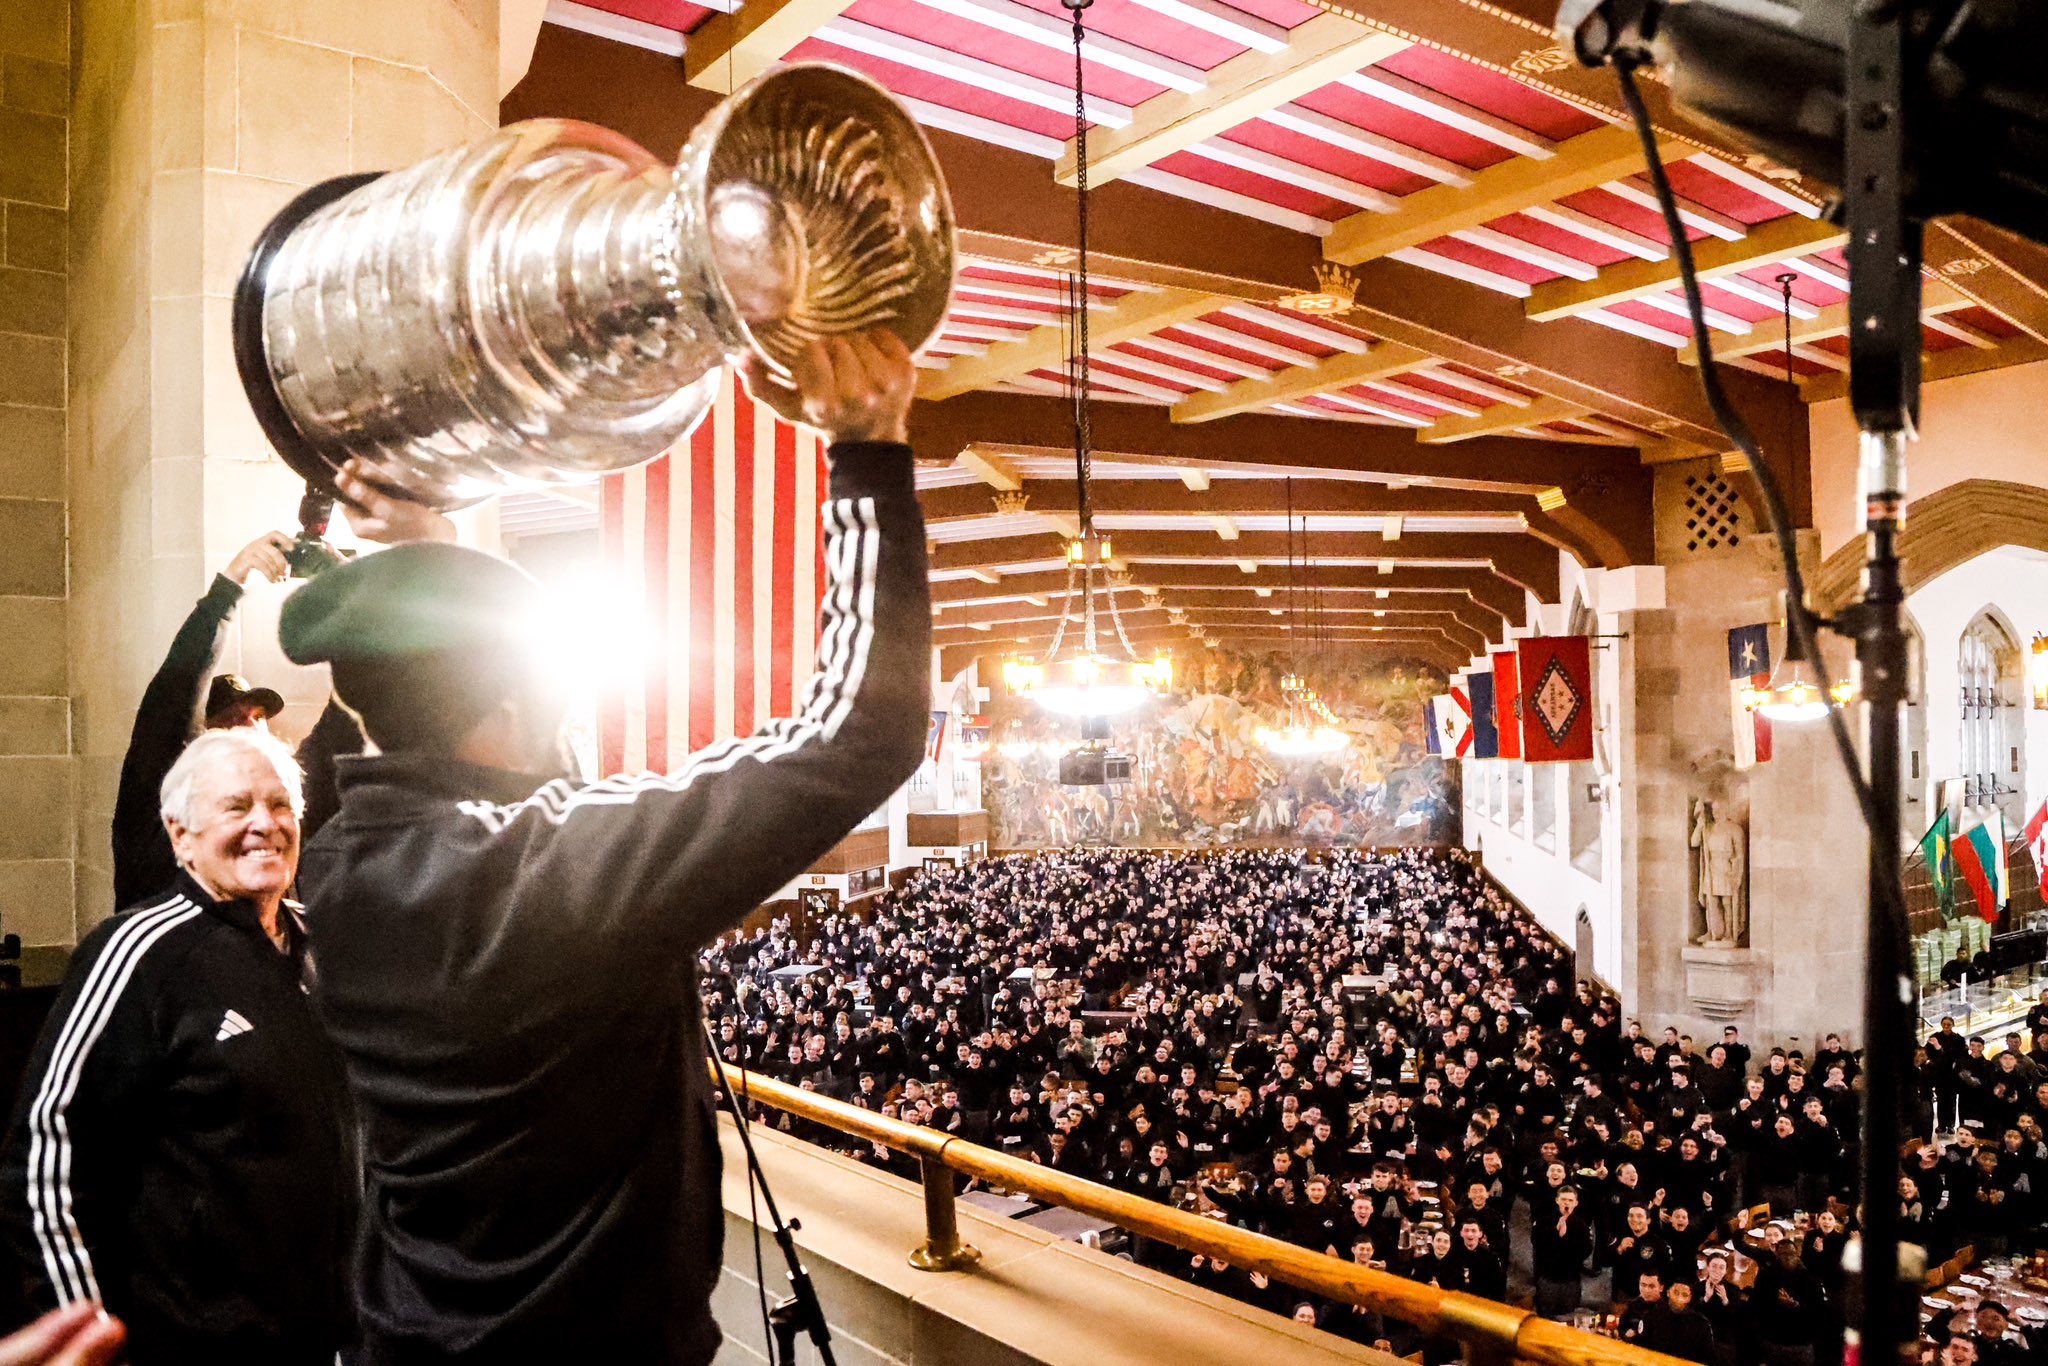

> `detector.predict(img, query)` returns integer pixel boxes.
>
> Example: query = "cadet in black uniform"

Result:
[282,333,930,1365]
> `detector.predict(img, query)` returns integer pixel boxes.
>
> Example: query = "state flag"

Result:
[1492,649,1523,761]
[1425,699,1441,755]
[926,710,948,765]
[1727,624,1774,769]
[1517,636,1595,763]
[1468,671,1498,760]
[1432,688,1472,758]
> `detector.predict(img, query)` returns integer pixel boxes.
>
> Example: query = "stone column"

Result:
[66,0,497,932]
[0,0,72,947]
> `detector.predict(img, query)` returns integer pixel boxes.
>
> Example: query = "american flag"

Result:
[596,370,830,776]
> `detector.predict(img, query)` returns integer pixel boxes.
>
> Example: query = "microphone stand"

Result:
[704,1025,839,1366]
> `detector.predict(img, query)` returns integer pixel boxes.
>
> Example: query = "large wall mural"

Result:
[984,648,1460,849]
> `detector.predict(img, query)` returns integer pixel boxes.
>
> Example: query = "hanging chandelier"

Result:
[1738,275,1856,725]
[998,0,1170,718]
[1258,480,1348,755]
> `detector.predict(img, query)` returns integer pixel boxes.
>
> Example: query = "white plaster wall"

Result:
[1462,551,1653,988]
[1904,546,2048,821]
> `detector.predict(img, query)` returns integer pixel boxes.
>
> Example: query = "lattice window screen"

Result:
[1681,474,1742,553]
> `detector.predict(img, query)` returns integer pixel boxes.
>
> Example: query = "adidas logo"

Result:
[215,1009,254,1043]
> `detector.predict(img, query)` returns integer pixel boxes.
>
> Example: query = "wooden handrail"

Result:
[720,1064,1691,1366]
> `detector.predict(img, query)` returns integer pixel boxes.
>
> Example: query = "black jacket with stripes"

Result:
[294,442,932,1365]
[0,872,357,1364]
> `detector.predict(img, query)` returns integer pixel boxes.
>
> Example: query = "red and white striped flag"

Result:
[596,370,829,777]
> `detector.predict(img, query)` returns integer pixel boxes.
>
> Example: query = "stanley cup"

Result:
[232,64,956,510]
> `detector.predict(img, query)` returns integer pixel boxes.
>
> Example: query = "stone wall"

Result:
[64,0,497,936]
[1626,457,1867,1048]
[0,0,72,947]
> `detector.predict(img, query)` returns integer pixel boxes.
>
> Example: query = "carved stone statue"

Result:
[1689,796,1749,947]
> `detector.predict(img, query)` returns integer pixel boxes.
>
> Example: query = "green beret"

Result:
[278,542,542,667]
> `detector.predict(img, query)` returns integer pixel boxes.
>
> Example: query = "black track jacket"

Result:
[0,872,356,1364]
[295,442,931,1364]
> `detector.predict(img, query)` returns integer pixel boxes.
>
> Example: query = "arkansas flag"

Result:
[2025,801,2048,902]
[1491,649,1523,761]
[1517,636,1595,762]
[1727,624,1774,770]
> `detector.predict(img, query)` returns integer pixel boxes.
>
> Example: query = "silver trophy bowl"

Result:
[232,63,956,510]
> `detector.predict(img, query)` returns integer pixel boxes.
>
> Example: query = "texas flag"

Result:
[1727,624,1774,769]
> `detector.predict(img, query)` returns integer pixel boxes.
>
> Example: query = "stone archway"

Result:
[1814,479,2048,611]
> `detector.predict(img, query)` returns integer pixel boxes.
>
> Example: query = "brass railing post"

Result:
[907,1157,981,1272]
[1436,1291,1526,1366]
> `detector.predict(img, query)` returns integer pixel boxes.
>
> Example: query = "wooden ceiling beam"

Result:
[1525,216,1846,322]
[1052,20,1409,186]
[1420,394,1585,444]
[917,288,1221,400]
[908,393,1651,566]
[1170,342,1435,423]
[683,0,855,90]
[1925,218,2048,343]
[920,479,1539,521]
[929,564,1526,629]
[1678,280,1977,365]
[925,528,1561,599]
[1323,125,1680,267]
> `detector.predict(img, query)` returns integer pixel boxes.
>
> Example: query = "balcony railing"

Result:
[720,1064,1688,1366]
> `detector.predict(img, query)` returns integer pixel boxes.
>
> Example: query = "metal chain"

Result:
[1066,0,1093,536]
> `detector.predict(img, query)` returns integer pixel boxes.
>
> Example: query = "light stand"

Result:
[1831,9,1921,1360]
[1555,6,1941,1363]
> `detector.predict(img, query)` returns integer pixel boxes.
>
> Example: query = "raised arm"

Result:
[461,333,934,948]
[109,534,288,906]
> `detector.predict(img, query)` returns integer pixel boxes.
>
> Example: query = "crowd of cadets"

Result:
[701,849,2048,1366]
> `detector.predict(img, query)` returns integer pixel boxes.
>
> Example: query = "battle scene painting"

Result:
[984,647,1460,849]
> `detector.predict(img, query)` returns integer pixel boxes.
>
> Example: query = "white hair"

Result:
[160,728,305,830]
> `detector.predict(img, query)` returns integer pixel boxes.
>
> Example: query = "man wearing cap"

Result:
[109,533,297,908]
[284,333,931,1365]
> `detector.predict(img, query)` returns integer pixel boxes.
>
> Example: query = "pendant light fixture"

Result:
[998,0,1171,717]
[1745,274,1855,724]
[1258,481,1348,755]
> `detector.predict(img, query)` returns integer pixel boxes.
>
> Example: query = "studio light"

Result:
[1557,0,2048,243]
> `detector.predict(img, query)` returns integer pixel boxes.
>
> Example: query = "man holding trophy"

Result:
[227,61,953,1366]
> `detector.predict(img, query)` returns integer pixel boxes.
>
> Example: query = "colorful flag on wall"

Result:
[1468,671,1498,760]
[1919,808,1956,921]
[1432,688,1472,759]
[2025,801,2048,903]
[1953,813,2010,924]
[598,370,830,776]
[1491,649,1523,762]
[926,710,949,765]
[1517,636,1595,763]
[1425,700,1442,756]
[1727,624,1775,770]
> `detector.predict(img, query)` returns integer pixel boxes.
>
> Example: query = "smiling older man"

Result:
[0,729,354,1365]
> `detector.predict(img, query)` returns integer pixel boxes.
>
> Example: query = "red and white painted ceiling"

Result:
[511,0,2048,670]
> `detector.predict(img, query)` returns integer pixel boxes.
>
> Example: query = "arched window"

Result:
[1959,610,2023,822]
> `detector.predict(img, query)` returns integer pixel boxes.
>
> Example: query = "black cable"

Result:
[1611,59,1885,836]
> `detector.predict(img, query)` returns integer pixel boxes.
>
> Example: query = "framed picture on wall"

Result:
[922,856,955,875]
[847,865,885,897]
